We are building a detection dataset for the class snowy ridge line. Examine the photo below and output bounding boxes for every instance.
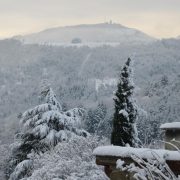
[14,23,156,45]
[93,146,180,161]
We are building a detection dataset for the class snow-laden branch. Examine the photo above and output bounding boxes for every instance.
[115,143,180,180]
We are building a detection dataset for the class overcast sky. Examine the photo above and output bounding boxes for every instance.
[0,0,180,38]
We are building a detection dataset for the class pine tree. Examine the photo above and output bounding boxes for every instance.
[6,86,88,180]
[41,85,62,111]
[111,58,139,147]
[86,102,107,135]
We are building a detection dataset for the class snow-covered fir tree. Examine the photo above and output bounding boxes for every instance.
[111,58,139,147]
[6,85,88,180]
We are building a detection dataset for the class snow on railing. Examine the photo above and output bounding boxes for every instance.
[93,146,180,161]
[94,144,180,180]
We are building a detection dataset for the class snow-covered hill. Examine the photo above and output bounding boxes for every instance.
[0,38,180,147]
[14,23,156,45]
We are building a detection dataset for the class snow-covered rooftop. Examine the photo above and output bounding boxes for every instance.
[93,146,180,161]
[160,122,180,130]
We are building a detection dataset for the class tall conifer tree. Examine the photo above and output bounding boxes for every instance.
[111,58,139,147]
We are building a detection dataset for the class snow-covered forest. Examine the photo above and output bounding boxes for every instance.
[0,23,180,179]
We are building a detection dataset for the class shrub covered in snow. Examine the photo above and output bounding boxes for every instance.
[0,144,10,180]
[27,135,108,180]
[116,152,178,180]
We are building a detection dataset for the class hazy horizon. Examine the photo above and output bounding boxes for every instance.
[0,0,180,39]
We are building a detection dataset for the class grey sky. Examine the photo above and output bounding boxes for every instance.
[0,0,180,38]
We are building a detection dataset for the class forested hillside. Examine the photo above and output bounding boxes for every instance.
[0,38,180,145]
